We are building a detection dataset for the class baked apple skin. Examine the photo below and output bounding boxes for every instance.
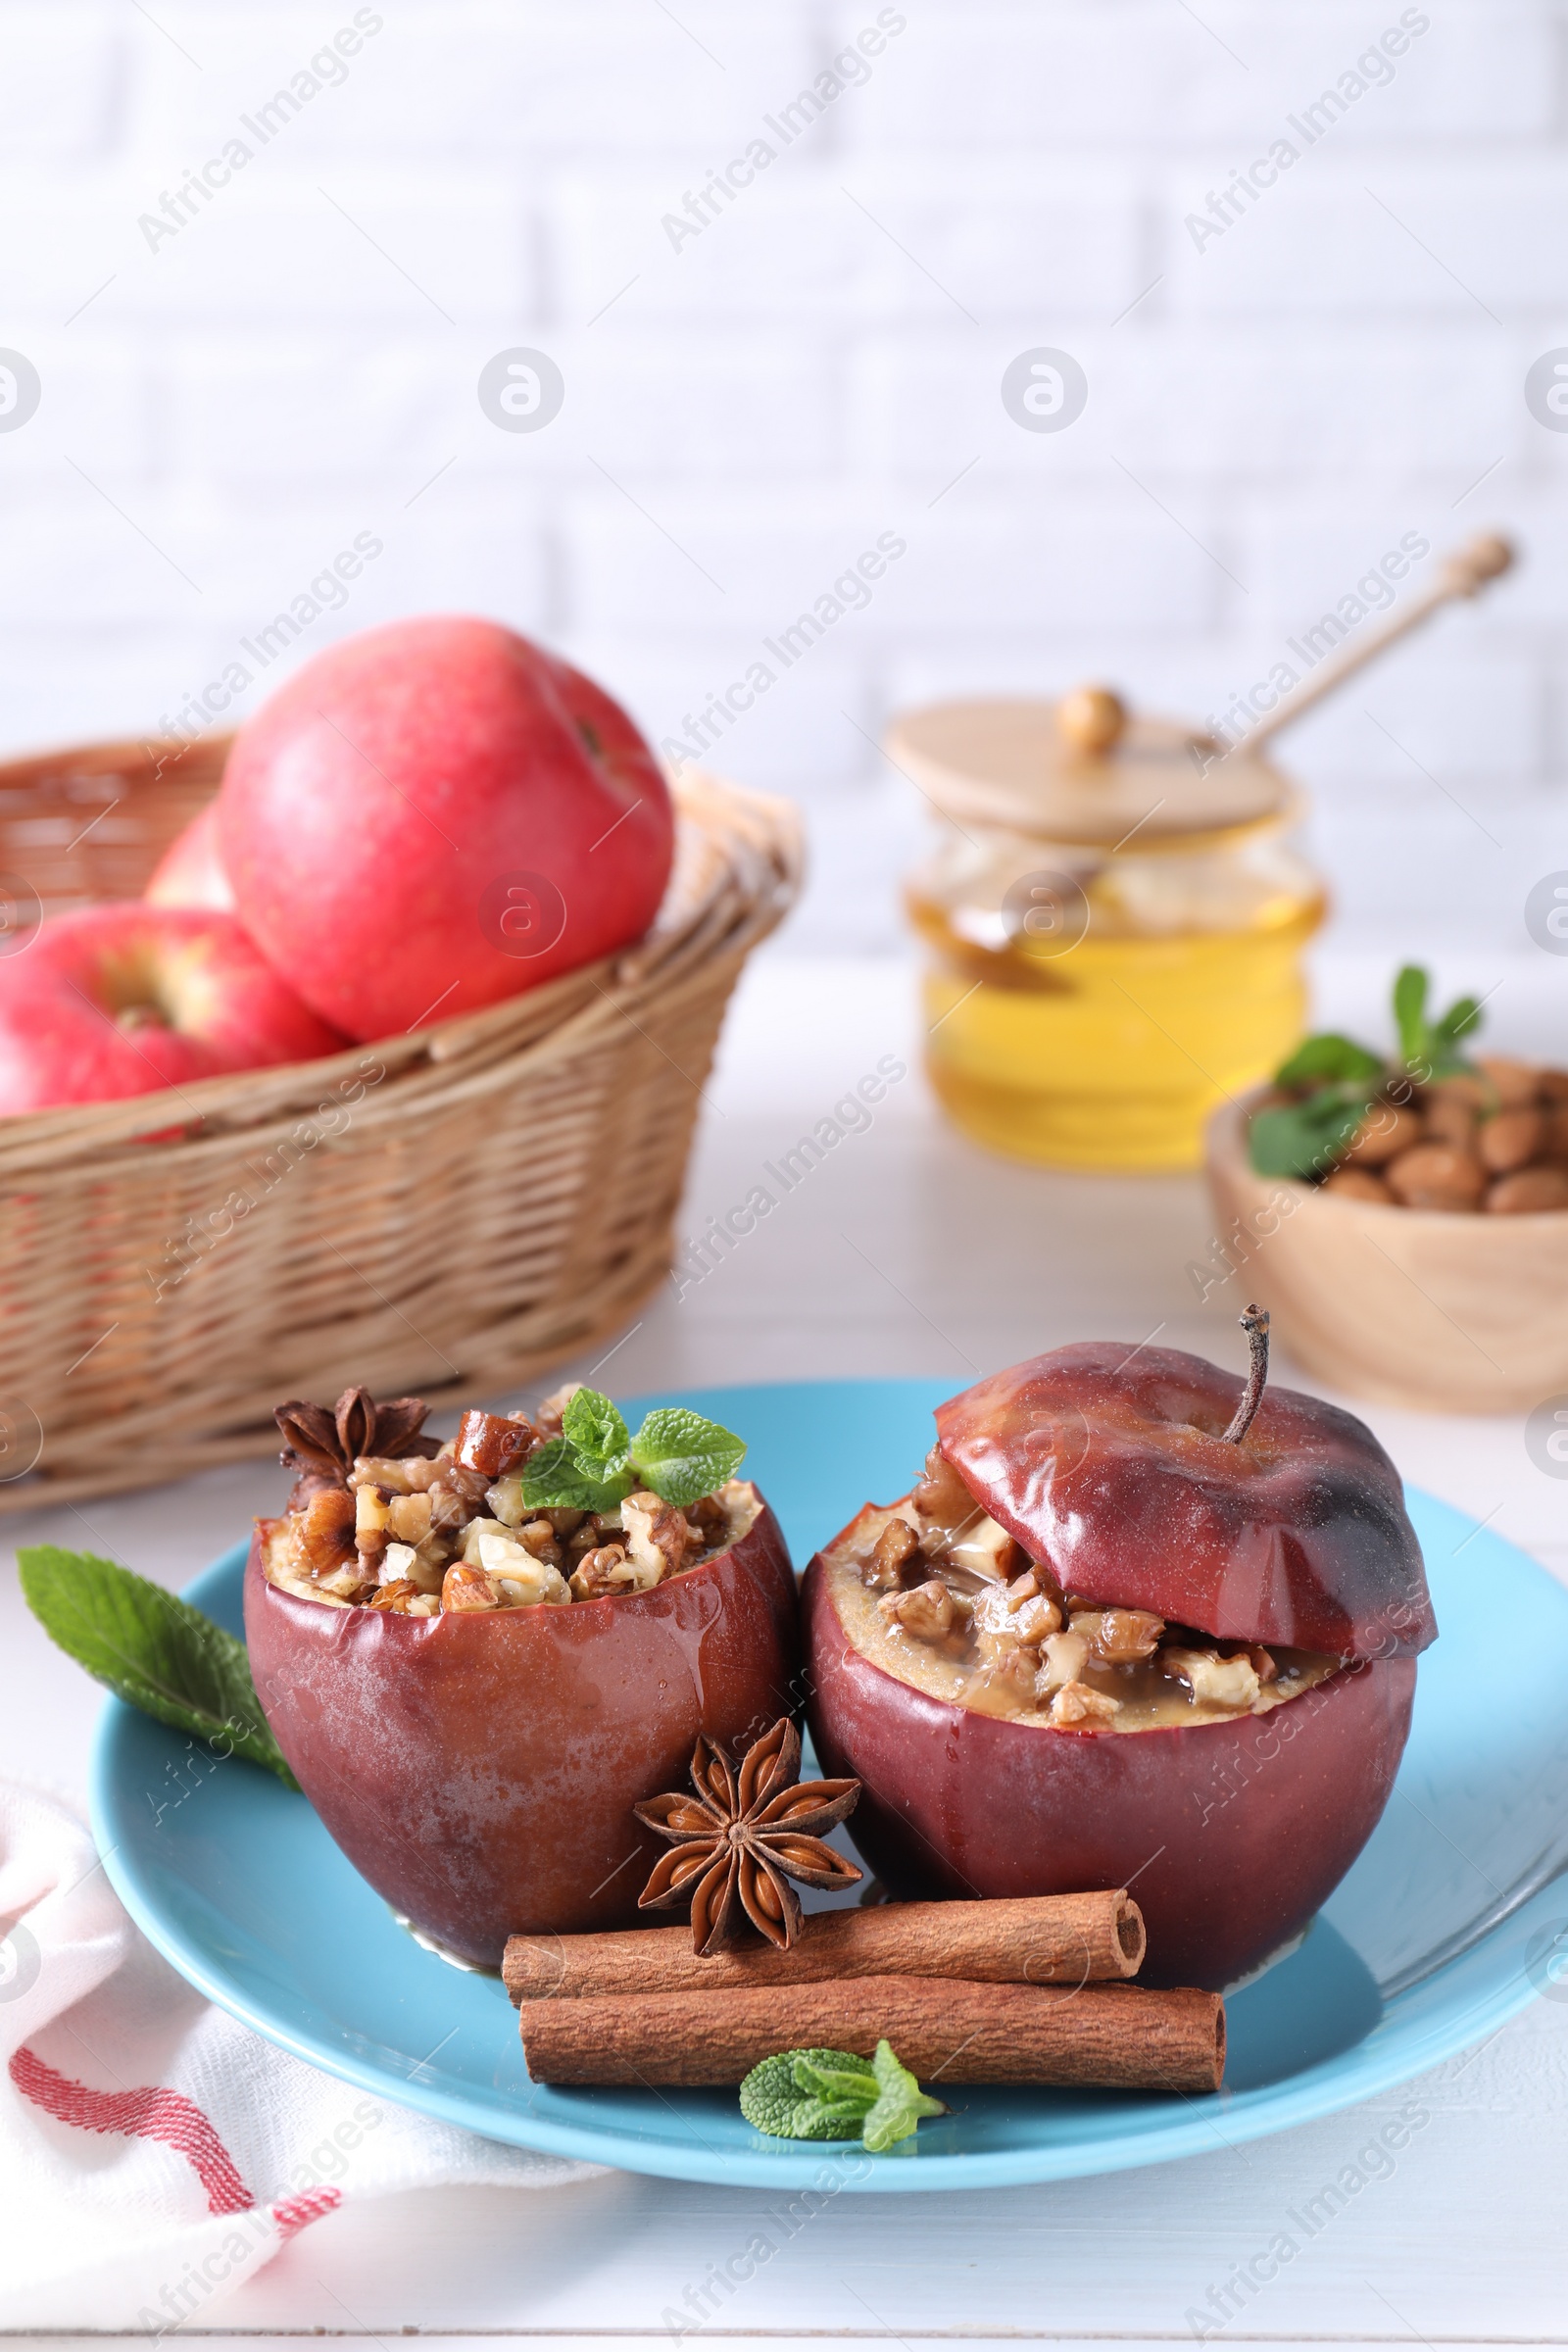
[938,1343,1435,1660]
[803,1512,1417,1990]
[245,1487,798,1967]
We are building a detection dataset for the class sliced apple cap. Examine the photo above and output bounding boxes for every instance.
[935,1341,1436,1660]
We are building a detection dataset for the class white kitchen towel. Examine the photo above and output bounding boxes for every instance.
[0,1779,605,2328]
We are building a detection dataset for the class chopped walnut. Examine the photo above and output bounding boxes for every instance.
[862,1516,920,1591]
[513,1517,565,1568]
[946,1514,1020,1583]
[972,1569,1062,1647]
[441,1561,501,1611]
[911,1444,976,1528]
[379,1539,444,1595]
[963,1641,1039,1713]
[269,1395,752,1618]
[533,1382,582,1441]
[352,1452,444,1496]
[466,1525,570,1604]
[1074,1607,1165,1665]
[622,1490,690,1585]
[685,1492,728,1540]
[569,1542,662,1599]
[312,1561,372,1602]
[354,1484,390,1553]
[1164,1646,1261,1711]
[1250,1644,1279,1685]
[1036,1628,1090,1697]
[485,1475,526,1528]
[878,1578,956,1642]
[386,1491,433,1545]
[1050,1681,1121,1728]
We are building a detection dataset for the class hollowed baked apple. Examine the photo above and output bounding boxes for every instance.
[803,1312,1436,1988]
[245,1384,798,1967]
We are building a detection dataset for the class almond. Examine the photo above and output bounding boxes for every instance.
[1383,1143,1486,1211]
[1343,1104,1423,1166]
[1477,1106,1544,1173]
[1323,1166,1393,1203]
[1477,1055,1542,1109]
[1419,1084,1480,1151]
[1486,1165,1568,1214]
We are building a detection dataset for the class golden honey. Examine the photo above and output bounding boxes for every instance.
[890,694,1326,1172]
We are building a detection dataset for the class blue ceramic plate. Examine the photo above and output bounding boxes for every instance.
[90,1380,1568,2189]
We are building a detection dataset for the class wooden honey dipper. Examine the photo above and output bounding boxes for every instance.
[1054,532,1514,760]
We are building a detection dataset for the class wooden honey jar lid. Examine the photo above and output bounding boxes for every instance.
[886,686,1294,847]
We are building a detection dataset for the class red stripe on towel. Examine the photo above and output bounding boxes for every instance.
[9,2043,254,2214]
[271,2185,342,2238]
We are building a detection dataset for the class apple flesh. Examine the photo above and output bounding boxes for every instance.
[244,1486,800,1967]
[804,1522,1415,1989]
[0,905,347,1114]
[218,617,675,1043]
[145,803,235,912]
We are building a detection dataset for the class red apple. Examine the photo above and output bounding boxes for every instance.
[804,1336,1436,1988]
[245,1487,800,1966]
[0,905,347,1114]
[145,803,235,912]
[217,618,675,1042]
[937,1340,1436,1659]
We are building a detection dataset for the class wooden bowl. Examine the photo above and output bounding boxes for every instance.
[1205,1095,1568,1414]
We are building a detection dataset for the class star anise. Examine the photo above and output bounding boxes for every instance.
[633,1717,863,1955]
[274,1387,441,1507]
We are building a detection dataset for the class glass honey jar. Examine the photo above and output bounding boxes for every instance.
[893,686,1327,1172]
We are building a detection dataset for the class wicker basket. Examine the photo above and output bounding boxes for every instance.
[0,732,801,1509]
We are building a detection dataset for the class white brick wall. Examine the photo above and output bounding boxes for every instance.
[2,0,1566,961]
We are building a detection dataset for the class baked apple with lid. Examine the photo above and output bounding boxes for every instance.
[803,1311,1436,1988]
[245,1382,798,1967]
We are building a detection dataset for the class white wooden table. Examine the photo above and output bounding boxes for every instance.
[6,947,1567,2346]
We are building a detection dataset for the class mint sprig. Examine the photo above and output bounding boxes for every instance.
[739,2038,948,2151]
[1250,962,1485,1181]
[20,1544,299,1788]
[1392,962,1482,1081]
[520,1388,745,1513]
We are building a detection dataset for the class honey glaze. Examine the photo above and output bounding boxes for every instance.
[825,1499,1341,1735]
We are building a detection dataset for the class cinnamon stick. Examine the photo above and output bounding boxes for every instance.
[504,1890,1145,2003]
[519,1976,1224,2093]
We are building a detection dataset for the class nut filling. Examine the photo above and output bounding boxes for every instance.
[829,1446,1341,1732]
[263,1383,754,1615]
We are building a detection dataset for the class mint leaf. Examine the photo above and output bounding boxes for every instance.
[1393,964,1430,1071]
[19,1545,298,1788]
[518,1436,632,1514]
[740,2046,870,2140]
[792,2052,878,2106]
[739,2042,944,2149]
[562,1387,629,1469]
[1436,994,1482,1049]
[1275,1032,1383,1089]
[1429,992,1483,1076]
[1249,1087,1371,1179]
[859,2038,948,2153]
[627,1405,746,1508]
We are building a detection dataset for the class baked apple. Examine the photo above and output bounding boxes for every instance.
[803,1311,1436,1988]
[245,1383,799,1967]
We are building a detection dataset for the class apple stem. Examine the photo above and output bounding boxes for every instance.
[1221,1304,1271,1444]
